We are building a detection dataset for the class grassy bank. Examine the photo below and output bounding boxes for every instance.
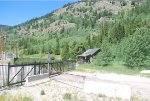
[12,54,61,64]
[76,62,143,75]
[20,54,61,60]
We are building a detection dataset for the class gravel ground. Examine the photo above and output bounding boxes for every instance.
[2,79,108,101]
[69,71,150,101]
[0,71,150,101]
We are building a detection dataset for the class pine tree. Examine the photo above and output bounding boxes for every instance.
[69,41,77,59]
[87,35,92,49]
[61,42,69,60]
[60,26,65,34]
[55,36,60,55]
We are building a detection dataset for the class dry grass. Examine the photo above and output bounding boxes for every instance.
[0,92,32,101]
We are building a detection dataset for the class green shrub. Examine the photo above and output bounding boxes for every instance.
[95,51,113,66]
[120,1,127,6]
[131,1,136,6]
[63,93,72,100]
[120,27,150,67]
[40,89,45,95]
[94,39,114,66]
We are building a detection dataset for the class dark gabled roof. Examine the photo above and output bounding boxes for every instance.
[78,48,100,57]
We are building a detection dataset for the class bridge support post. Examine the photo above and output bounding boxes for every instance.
[34,61,36,75]
[21,63,24,85]
[39,62,41,74]
[7,63,10,87]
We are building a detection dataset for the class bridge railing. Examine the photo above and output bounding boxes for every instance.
[0,60,76,88]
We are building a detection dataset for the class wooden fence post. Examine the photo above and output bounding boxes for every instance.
[48,52,51,76]
[7,63,10,87]
[71,60,73,68]
[59,62,60,72]
[39,62,41,74]
[68,61,69,70]
[48,61,50,76]
[34,61,36,75]
[56,62,58,72]
[63,61,65,72]
[21,62,24,85]
[61,62,62,72]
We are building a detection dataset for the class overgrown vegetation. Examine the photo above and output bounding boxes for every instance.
[3,0,150,70]
[93,1,150,69]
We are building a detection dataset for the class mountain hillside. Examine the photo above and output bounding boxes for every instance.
[2,0,150,68]
[6,0,139,35]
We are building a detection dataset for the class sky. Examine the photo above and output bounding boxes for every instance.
[0,0,79,26]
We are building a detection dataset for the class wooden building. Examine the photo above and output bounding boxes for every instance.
[78,48,100,63]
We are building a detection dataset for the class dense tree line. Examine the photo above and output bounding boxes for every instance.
[94,1,150,68]
[6,1,150,69]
